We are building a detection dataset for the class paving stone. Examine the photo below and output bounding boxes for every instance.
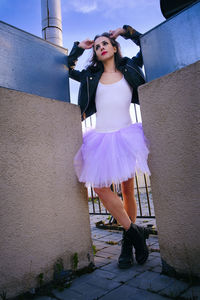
[52,288,83,300]
[34,297,55,300]
[147,242,159,249]
[148,235,158,240]
[136,218,157,227]
[151,265,162,273]
[59,268,117,292]
[159,279,189,298]
[180,285,200,299]
[67,270,120,292]
[147,236,158,243]
[93,236,114,242]
[149,244,160,251]
[106,232,122,238]
[95,251,115,259]
[105,253,121,261]
[112,268,142,283]
[126,270,159,288]
[107,230,121,234]
[100,261,123,273]
[93,238,108,244]
[99,245,121,255]
[99,261,143,280]
[147,241,157,247]
[98,234,122,242]
[125,261,152,273]
[100,284,169,300]
[92,268,117,279]
[151,273,177,292]
[144,256,162,269]
[90,225,100,230]
[148,240,159,246]
[148,252,161,259]
[68,282,108,299]
[127,270,176,293]
[150,251,161,257]
[92,231,114,239]
[94,255,112,268]
[65,273,93,287]
[93,241,109,251]
[87,276,122,291]
[71,269,116,287]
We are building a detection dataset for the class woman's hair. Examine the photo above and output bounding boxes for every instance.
[87,32,123,71]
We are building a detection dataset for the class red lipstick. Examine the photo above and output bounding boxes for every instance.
[101,51,107,56]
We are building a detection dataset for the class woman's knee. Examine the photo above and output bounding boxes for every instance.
[121,177,134,196]
[93,187,109,197]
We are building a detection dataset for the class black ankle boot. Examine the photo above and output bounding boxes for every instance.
[125,223,150,265]
[118,229,134,269]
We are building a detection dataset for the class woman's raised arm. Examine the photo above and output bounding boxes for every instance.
[109,27,126,39]
[109,25,143,68]
[78,38,94,50]
[68,39,94,82]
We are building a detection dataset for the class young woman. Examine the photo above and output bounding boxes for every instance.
[68,25,151,269]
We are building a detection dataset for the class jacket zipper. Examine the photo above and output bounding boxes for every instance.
[126,64,144,79]
[81,76,90,119]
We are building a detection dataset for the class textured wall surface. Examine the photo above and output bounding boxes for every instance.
[0,87,93,298]
[138,60,200,278]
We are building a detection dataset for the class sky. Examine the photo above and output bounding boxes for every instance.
[0,0,165,104]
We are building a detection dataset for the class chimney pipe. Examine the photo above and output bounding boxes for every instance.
[41,0,63,46]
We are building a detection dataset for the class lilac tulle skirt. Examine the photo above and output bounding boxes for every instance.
[73,123,151,188]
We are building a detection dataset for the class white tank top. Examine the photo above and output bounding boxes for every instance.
[95,76,133,132]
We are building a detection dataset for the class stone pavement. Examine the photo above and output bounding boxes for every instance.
[35,215,200,300]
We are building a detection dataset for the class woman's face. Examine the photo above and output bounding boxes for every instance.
[94,36,117,62]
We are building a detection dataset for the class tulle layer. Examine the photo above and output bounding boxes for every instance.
[73,123,151,188]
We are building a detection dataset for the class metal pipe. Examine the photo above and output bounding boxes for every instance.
[41,0,63,46]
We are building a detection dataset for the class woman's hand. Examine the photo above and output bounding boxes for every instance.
[109,28,126,39]
[78,39,94,50]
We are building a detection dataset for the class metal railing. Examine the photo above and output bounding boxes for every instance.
[88,173,154,218]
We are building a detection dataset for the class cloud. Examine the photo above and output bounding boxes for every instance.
[62,0,155,15]
[70,0,97,13]
[63,0,97,13]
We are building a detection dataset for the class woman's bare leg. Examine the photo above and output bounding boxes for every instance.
[121,177,137,224]
[93,187,131,230]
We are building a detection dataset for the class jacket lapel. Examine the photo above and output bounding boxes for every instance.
[87,70,103,97]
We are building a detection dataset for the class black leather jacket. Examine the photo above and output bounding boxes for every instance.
[68,25,145,121]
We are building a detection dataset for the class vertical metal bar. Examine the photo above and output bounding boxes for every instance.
[119,183,123,200]
[134,104,139,123]
[135,172,142,216]
[112,183,116,193]
[144,173,151,216]
[98,197,102,213]
[91,187,95,214]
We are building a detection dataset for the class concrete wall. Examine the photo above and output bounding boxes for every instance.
[0,87,93,298]
[138,60,200,279]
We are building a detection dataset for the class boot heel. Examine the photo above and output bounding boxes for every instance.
[128,223,149,265]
